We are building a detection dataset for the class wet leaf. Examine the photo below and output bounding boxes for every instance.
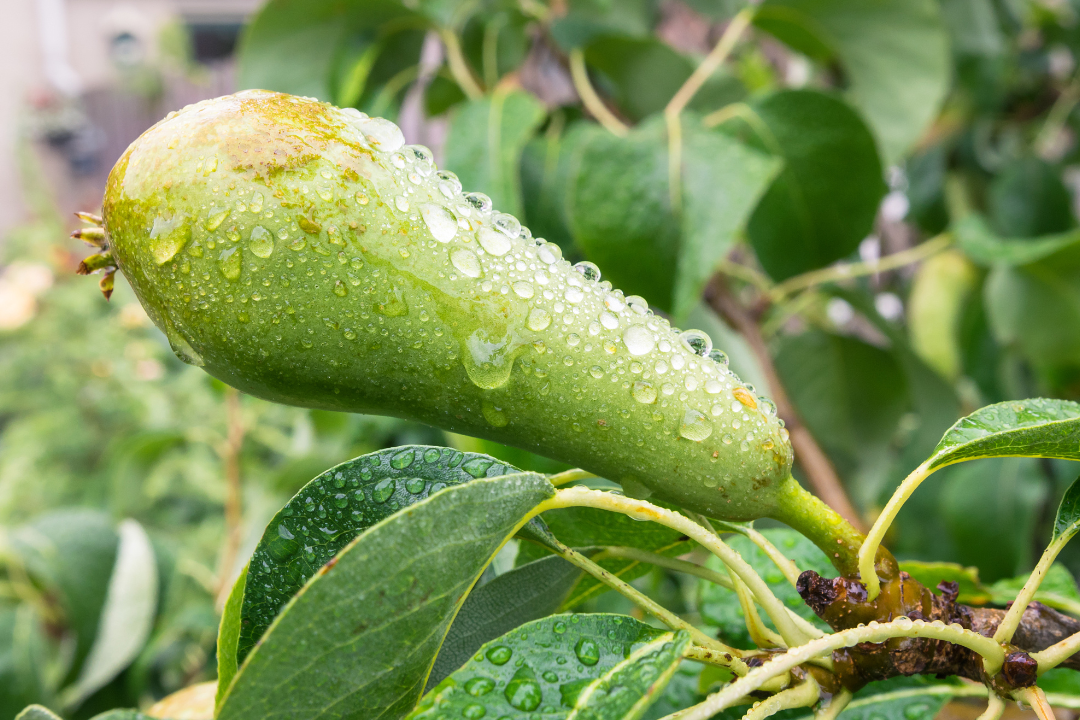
[410,614,688,720]
[1053,475,1080,543]
[214,565,247,711]
[926,398,1080,471]
[233,446,522,666]
[217,472,552,720]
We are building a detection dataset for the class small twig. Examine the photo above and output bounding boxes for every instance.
[1033,627,1080,672]
[729,568,787,649]
[552,541,742,663]
[769,233,953,303]
[215,388,245,608]
[541,487,814,647]
[976,693,1006,720]
[547,468,597,487]
[743,678,820,720]
[706,277,866,532]
[439,28,484,99]
[859,460,932,600]
[711,520,802,587]
[665,8,756,118]
[569,49,628,136]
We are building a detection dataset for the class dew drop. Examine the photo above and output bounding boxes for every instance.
[371,478,395,503]
[504,667,542,712]
[622,326,654,356]
[462,703,486,719]
[149,214,189,265]
[358,117,405,152]
[219,246,241,280]
[564,286,584,303]
[709,348,729,366]
[599,312,619,330]
[478,227,512,256]
[572,261,601,281]
[632,382,657,404]
[333,280,348,297]
[464,192,493,214]
[527,308,552,331]
[758,397,777,416]
[512,281,534,298]
[395,195,410,212]
[248,226,275,258]
[465,676,495,697]
[574,638,600,666]
[679,408,713,442]
[451,248,482,278]
[391,450,415,469]
[493,212,521,237]
[486,646,512,665]
[604,293,625,312]
[537,243,561,264]
[206,207,229,231]
[626,295,649,315]
[482,399,509,427]
[679,329,712,357]
[421,203,457,242]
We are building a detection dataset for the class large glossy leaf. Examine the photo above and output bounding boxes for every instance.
[236,0,420,101]
[925,398,1080,471]
[217,472,553,720]
[699,528,832,647]
[755,0,949,163]
[984,245,1080,368]
[61,520,158,708]
[569,117,779,318]
[9,510,119,674]
[443,89,546,219]
[955,215,1080,267]
[429,555,584,689]
[410,614,688,720]
[234,446,523,666]
[731,90,885,281]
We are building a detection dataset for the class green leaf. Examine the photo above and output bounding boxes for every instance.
[9,510,119,674]
[699,529,832,647]
[755,0,949,163]
[1053,475,1080,543]
[429,555,584,689]
[410,614,689,720]
[15,707,63,720]
[988,156,1075,239]
[896,561,991,605]
[60,519,158,708]
[940,0,1004,58]
[925,398,1080,471]
[236,0,420,101]
[955,215,1080,267]
[825,677,962,720]
[907,250,979,381]
[1,609,50,718]
[443,89,546,219]
[549,0,658,49]
[730,90,885,281]
[218,472,552,720]
[569,116,779,318]
[984,245,1080,368]
[235,445,522,666]
[215,564,248,712]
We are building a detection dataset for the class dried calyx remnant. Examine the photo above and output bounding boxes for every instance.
[797,563,1080,693]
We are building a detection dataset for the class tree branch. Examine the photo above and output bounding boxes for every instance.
[705,276,867,532]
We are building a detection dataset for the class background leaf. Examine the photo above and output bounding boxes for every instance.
[217,473,552,720]
[956,215,1080,267]
[411,614,686,720]
[755,0,950,163]
[733,90,886,281]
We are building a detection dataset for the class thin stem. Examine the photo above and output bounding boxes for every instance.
[717,258,774,294]
[814,689,852,720]
[541,487,813,647]
[482,16,506,89]
[976,693,1006,720]
[769,233,953,303]
[665,8,756,118]
[995,534,1070,644]
[1036,74,1080,158]
[669,617,1006,720]
[1016,687,1055,720]
[547,468,597,487]
[215,388,245,608]
[666,112,684,218]
[729,568,786,649]
[600,546,824,641]
[706,278,866,535]
[553,541,743,664]
[1032,625,1080,671]
[440,28,483,99]
[859,462,933,600]
[743,678,820,720]
[713,521,802,587]
[569,49,628,136]
[684,645,751,674]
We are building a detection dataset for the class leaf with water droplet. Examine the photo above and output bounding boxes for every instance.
[218,470,552,720]
[226,446,521,675]
[410,614,684,720]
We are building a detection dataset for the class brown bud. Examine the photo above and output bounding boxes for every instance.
[99,271,115,300]
[1001,651,1038,688]
[797,570,837,615]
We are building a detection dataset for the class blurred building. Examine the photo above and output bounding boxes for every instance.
[1,0,261,236]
